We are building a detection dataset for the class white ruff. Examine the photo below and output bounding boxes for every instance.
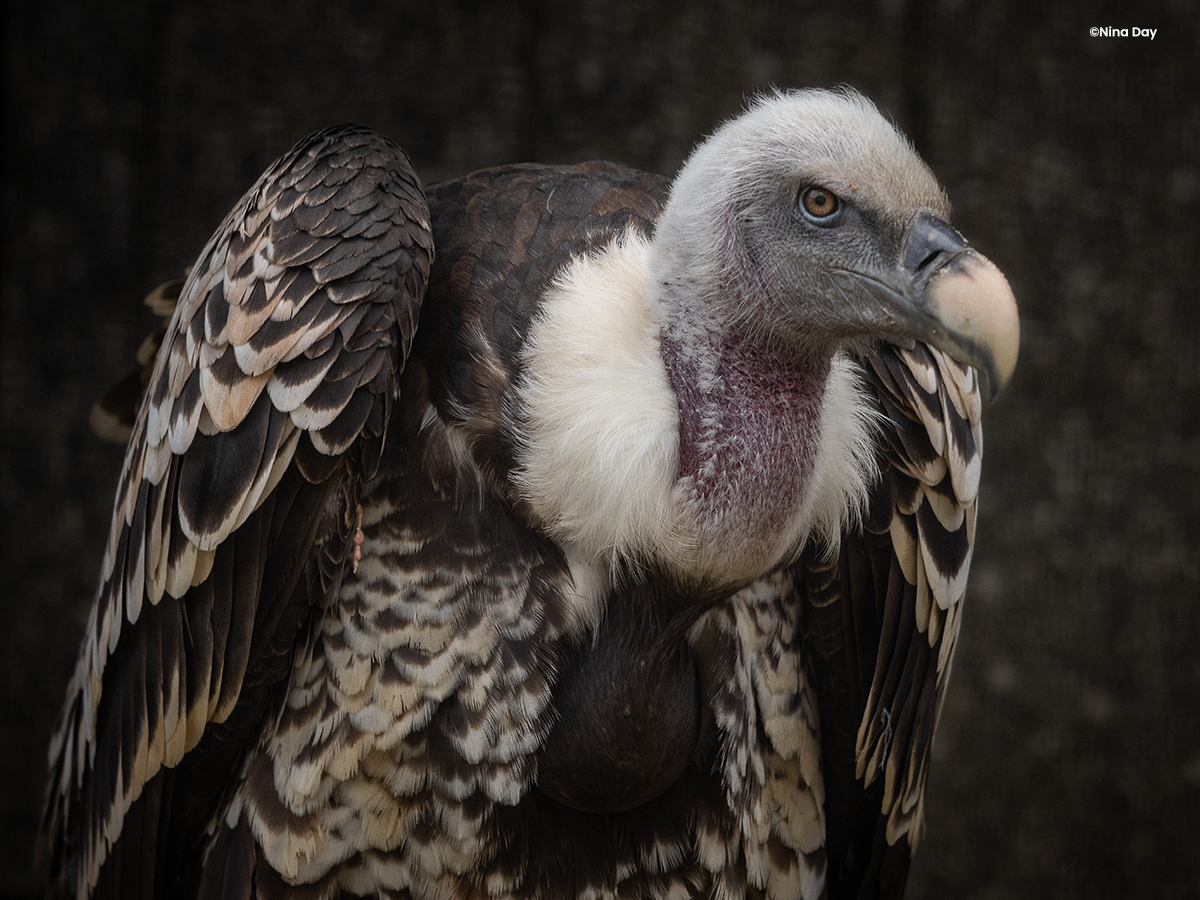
[514,229,878,594]
[514,231,689,588]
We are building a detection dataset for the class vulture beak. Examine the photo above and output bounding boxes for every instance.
[834,212,1020,399]
[897,212,1020,399]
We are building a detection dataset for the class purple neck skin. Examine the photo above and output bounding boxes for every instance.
[662,329,832,551]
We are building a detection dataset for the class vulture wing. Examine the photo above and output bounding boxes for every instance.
[43,125,433,898]
[802,340,983,897]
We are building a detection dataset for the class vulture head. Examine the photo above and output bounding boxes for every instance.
[654,89,1017,384]
[519,88,1018,596]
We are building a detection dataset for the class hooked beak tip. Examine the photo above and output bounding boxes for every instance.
[925,250,1020,399]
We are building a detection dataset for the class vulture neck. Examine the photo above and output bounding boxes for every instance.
[656,292,835,586]
[512,230,874,613]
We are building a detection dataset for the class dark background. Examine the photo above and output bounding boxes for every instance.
[3,2,1197,897]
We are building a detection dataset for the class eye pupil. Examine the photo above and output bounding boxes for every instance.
[801,186,840,221]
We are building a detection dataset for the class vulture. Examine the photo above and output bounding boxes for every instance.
[43,88,1018,900]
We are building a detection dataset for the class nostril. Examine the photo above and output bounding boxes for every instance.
[915,249,943,273]
[904,212,968,275]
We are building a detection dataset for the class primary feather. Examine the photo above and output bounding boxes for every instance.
[46,89,1016,900]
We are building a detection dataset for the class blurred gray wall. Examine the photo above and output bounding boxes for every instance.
[3,1,1197,897]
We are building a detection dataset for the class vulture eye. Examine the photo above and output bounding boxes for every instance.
[800,186,841,224]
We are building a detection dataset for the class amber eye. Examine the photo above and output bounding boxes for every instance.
[800,186,840,223]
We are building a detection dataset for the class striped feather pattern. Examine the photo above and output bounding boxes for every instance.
[692,573,827,900]
[801,338,984,892]
[212,389,569,895]
[44,125,433,898]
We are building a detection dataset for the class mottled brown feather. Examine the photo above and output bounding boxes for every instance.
[44,124,432,898]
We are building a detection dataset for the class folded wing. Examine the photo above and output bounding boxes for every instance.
[803,341,983,898]
[44,124,433,899]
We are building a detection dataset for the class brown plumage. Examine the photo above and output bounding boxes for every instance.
[45,89,1017,900]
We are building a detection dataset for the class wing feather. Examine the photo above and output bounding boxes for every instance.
[44,123,433,898]
[803,339,984,894]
